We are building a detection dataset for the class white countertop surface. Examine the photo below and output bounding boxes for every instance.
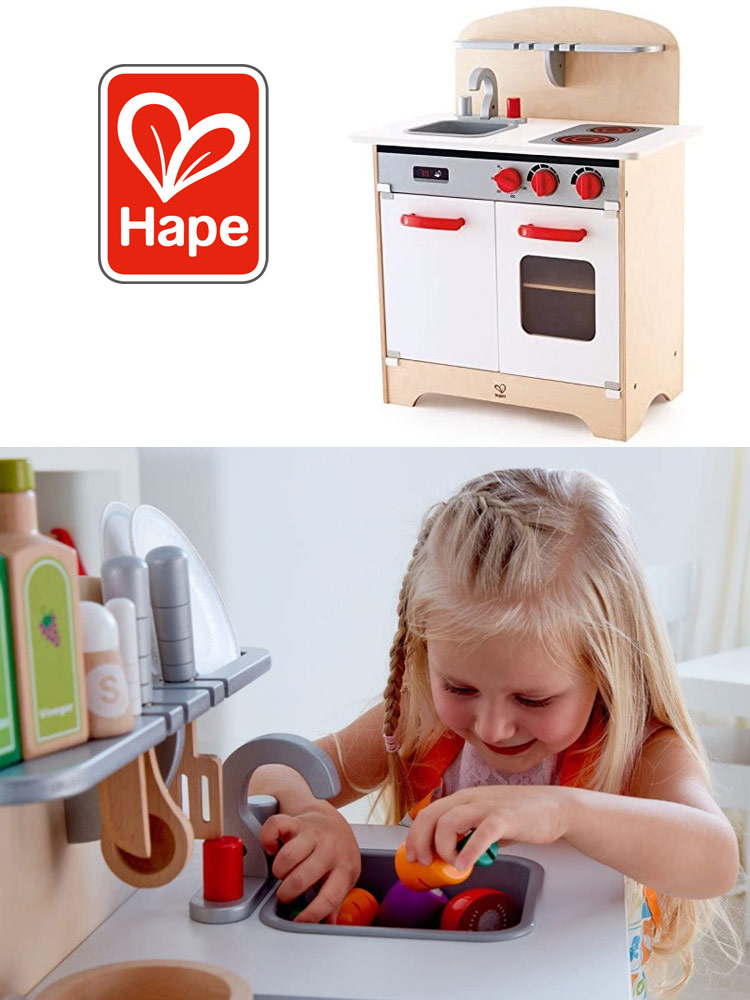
[352,114,698,161]
[30,824,631,1000]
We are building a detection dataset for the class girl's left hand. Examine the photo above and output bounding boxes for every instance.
[404,785,571,871]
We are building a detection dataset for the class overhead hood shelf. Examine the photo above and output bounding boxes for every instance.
[0,647,270,805]
[455,40,666,87]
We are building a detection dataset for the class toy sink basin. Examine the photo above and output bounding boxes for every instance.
[33,960,253,1000]
[259,848,543,942]
[406,119,513,136]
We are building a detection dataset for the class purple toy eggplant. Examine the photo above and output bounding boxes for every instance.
[376,880,448,929]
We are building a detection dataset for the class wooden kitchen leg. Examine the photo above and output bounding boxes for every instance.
[624,382,683,442]
[583,403,627,442]
[384,367,421,406]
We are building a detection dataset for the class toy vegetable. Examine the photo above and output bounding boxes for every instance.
[376,881,448,928]
[335,887,379,926]
[440,888,520,932]
[394,841,471,891]
[395,832,501,891]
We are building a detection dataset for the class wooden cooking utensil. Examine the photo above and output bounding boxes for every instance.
[100,747,194,887]
[98,754,151,858]
[169,721,223,839]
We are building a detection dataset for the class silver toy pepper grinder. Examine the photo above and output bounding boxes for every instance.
[146,545,196,682]
[101,555,154,704]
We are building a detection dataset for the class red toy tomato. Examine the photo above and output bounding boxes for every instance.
[440,888,521,932]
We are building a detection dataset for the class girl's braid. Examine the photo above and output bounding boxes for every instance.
[470,490,530,530]
[382,506,442,752]
[382,487,529,752]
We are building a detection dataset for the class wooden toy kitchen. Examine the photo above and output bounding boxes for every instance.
[353,8,698,440]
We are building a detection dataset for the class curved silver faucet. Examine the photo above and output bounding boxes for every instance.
[222,733,340,878]
[469,67,499,119]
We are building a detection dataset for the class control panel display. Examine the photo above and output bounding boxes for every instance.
[413,165,449,182]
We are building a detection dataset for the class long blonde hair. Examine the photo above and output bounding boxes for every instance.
[375,468,738,994]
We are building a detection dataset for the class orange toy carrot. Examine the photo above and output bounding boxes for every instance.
[335,888,379,926]
[394,841,472,892]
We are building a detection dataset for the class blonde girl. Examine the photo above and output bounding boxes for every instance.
[250,469,739,996]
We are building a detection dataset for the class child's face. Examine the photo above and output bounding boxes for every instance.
[427,632,598,773]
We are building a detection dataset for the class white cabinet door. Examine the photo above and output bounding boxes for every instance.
[380,193,498,370]
[495,201,620,387]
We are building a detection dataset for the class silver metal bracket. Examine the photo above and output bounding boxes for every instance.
[604,381,622,400]
[544,50,566,87]
[377,182,393,200]
[385,351,400,368]
[603,200,620,219]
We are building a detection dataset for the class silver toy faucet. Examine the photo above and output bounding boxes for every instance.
[222,732,340,878]
[468,67,499,119]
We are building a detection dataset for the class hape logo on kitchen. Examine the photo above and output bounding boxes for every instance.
[99,65,267,282]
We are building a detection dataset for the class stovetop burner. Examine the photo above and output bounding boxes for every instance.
[589,125,637,134]
[531,123,663,148]
[556,133,617,145]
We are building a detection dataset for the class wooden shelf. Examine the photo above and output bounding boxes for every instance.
[0,647,270,805]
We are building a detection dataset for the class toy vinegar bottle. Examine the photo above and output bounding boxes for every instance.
[0,459,89,758]
[0,554,22,768]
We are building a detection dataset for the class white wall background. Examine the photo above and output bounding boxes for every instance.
[138,448,709,792]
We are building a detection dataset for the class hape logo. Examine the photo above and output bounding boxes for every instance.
[99,65,267,282]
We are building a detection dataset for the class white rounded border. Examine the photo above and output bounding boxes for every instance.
[99,64,268,284]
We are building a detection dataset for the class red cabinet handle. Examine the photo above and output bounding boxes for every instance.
[400,213,466,231]
[517,224,587,243]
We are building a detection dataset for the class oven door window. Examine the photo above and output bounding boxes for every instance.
[520,256,595,342]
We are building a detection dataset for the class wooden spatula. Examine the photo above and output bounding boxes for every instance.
[169,721,223,839]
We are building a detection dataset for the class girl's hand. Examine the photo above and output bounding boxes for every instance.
[260,802,361,923]
[405,786,570,871]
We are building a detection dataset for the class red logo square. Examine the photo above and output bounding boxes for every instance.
[99,65,267,282]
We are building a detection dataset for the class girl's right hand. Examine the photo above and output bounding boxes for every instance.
[259,802,361,923]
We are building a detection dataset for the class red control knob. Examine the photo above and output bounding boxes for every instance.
[531,169,558,197]
[493,167,522,193]
[576,172,603,200]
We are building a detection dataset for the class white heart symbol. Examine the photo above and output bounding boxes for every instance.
[117,92,251,203]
